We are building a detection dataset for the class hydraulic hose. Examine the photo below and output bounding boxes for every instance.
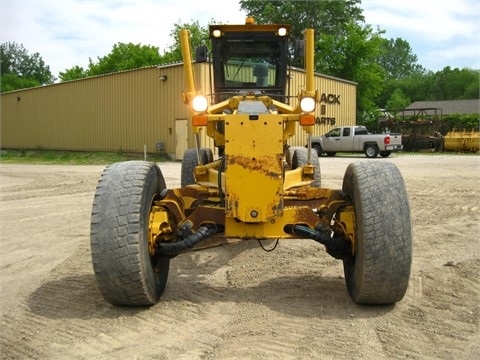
[156,224,217,255]
[290,224,330,244]
[289,224,351,259]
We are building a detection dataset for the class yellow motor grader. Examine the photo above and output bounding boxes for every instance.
[90,18,412,306]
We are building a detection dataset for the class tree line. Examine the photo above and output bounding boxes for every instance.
[1,0,478,120]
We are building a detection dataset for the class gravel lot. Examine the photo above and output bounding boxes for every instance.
[1,154,479,359]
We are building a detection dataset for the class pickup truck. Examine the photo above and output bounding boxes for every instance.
[310,126,403,158]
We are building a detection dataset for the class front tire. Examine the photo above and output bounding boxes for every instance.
[286,146,305,169]
[90,161,170,306]
[292,148,321,183]
[181,148,214,187]
[341,161,412,304]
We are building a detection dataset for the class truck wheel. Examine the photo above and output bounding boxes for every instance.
[364,144,379,158]
[341,161,411,304]
[380,151,391,158]
[91,161,170,306]
[181,148,213,187]
[312,143,323,156]
[292,148,321,183]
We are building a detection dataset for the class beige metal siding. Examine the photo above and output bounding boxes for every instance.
[1,65,188,157]
[1,63,356,158]
[286,68,357,148]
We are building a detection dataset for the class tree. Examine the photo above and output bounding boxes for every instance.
[240,0,386,112]
[59,42,163,81]
[378,38,425,79]
[58,65,88,82]
[432,66,479,100]
[87,42,163,76]
[317,21,386,110]
[58,20,209,82]
[385,88,410,110]
[160,20,210,63]
[1,42,55,92]
[378,67,479,108]
[239,0,364,39]
[0,73,39,92]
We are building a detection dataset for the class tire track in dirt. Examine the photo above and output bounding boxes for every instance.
[0,313,44,359]
[0,176,96,201]
[1,241,235,359]
[406,173,480,274]
[1,242,99,359]
[165,241,392,359]
[375,258,480,359]
[0,190,94,316]
[4,230,478,359]
[1,157,479,359]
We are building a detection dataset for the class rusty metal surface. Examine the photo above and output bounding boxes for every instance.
[224,113,284,223]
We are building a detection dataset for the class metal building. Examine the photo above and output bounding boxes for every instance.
[1,63,356,159]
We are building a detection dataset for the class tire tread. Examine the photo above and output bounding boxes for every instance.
[342,161,412,304]
[91,161,169,306]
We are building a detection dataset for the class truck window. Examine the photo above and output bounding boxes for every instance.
[326,128,341,137]
[343,128,351,136]
[354,127,368,135]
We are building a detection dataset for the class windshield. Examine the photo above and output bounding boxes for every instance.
[211,35,288,98]
[222,39,281,88]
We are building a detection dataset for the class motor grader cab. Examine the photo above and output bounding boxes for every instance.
[208,20,289,101]
[90,18,412,307]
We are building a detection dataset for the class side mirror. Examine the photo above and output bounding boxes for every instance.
[294,40,305,57]
[195,46,208,63]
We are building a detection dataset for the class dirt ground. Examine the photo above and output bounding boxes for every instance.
[0,154,479,359]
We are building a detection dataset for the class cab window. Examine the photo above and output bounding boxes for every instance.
[326,128,341,137]
[354,127,368,135]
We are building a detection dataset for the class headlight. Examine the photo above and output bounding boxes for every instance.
[278,27,287,36]
[192,95,208,112]
[300,97,315,112]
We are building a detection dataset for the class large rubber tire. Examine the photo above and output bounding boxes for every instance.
[325,152,336,157]
[90,161,170,306]
[364,144,379,158]
[181,148,213,187]
[380,151,391,158]
[341,161,412,304]
[291,147,321,183]
[286,146,304,169]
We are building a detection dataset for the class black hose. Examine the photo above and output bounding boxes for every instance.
[289,224,351,259]
[291,224,329,243]
[156,224,217,255]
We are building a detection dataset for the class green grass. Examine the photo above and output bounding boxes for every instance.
[1,148,477,165]
[0,149,172,165]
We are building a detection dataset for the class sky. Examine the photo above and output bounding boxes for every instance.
[1,0,479,79]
